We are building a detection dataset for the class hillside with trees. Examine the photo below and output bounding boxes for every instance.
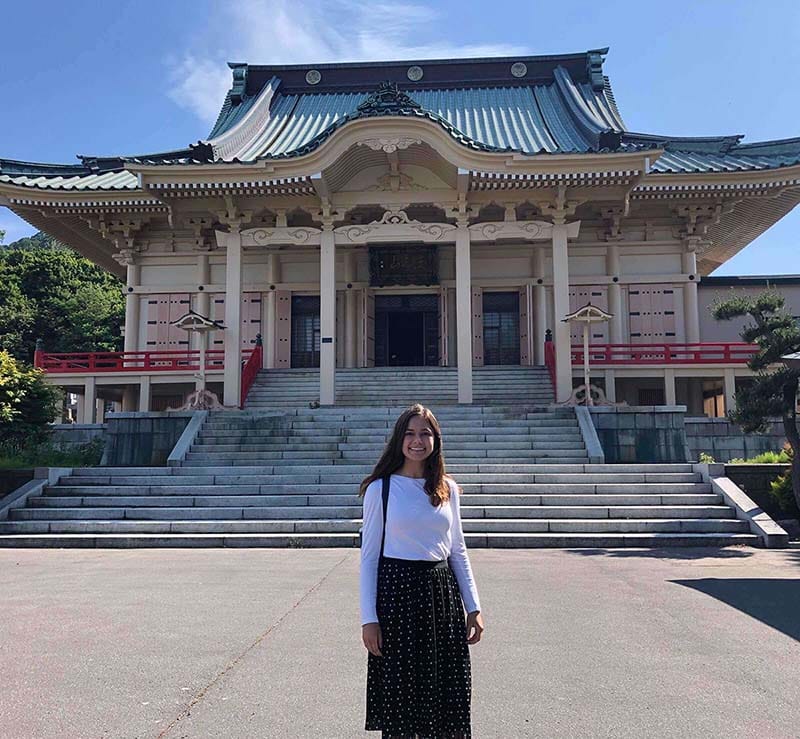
[0,230,125,362]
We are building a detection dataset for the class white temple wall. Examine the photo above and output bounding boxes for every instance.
[125,227,720,365]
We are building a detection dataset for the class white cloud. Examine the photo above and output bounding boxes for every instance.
[167,0,528,126]
[167,55,231,124]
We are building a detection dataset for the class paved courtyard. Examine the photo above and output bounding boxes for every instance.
[1,547,798,739]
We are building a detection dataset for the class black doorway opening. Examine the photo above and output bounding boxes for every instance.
[375,295,439,367]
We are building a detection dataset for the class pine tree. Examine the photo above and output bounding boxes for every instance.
[713,291,800,508]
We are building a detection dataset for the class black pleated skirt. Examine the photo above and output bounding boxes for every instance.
[365,556,472,739]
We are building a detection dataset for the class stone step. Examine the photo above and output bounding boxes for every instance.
[205,408,574,418]
[67,463,697,477]
[33,492,722,508]
[246,377,540,382]
[196,429,582,440]
[0,519,363,534]
[56,480,711,495]
[204,416,577,427]
[204,414,572,424]
[0,532,759,549]
[177,457,594,467]
[0,533,360,548]
[0,517,749,536]
[12,504,734,521]
[182,449,590,462]
[189,441,588,453]
[11,506,368,521]
[248,383,553,391]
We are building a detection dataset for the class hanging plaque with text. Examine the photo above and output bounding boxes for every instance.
[369,245,439,287]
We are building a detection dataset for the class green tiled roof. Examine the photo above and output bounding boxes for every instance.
[1,50,799,192]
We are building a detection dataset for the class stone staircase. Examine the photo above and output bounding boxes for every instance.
[0,405,758,548]
[244,366,555,408]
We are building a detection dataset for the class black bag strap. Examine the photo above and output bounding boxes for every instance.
[379,476,390,558]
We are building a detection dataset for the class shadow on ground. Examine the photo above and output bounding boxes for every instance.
[566,546,755,561]
[672,578,800,642]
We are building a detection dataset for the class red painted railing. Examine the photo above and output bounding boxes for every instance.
[240,343,263,408]
[35,349,253,373]
[570,342,757,365]
[544,340,556,386]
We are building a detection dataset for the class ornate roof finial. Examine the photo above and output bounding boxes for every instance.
[357,81,422,115]
[229,64,248,104]
[586,48,609,91]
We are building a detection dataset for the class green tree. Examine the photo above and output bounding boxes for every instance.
[0,232,124,361]
[712,290,800,509]
[0,350,61,454]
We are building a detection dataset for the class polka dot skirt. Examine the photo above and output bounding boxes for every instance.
[365,556,472,738]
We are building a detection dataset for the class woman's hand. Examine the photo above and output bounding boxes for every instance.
[466,611,484,645]
[362,622,383,656]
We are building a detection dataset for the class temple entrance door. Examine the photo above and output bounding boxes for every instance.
[483,291,521,365]
[374,294,439,367]
[291,295,320,368]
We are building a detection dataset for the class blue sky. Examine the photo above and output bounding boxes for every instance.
[1,0,798,275]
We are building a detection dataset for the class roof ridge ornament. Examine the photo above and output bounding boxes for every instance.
[586,48,607,92]
[357,81,422,115]
[229,64,248,104]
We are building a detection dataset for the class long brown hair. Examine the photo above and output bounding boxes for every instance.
[358,404,451,507]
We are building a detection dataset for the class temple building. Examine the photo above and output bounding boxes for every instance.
[2,48,800,420]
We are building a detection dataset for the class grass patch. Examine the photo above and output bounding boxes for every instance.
[0,437,104,469]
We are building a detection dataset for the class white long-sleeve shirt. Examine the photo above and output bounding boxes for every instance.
[359,474,481,625]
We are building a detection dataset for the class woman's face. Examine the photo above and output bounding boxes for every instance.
[402,414,436,463]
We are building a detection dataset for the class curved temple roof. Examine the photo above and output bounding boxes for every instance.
[2,49,800,191]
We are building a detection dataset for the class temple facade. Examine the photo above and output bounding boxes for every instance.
[2,48,799,420]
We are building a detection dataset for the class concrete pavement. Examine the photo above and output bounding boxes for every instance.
[1,547,798,738]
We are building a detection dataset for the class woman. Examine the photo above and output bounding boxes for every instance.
[359,404,484,739]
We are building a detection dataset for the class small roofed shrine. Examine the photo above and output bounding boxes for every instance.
[3,48,800,417]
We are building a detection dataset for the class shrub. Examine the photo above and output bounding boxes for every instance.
[728,444,793,465]
[0,351,61,454]
[769,471,798,515]
[0,437,104,470]
[699,452,716,464]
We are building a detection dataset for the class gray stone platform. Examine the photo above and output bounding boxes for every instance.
[1,548,798,738]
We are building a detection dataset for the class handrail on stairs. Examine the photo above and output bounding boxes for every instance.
[240,335,263,409]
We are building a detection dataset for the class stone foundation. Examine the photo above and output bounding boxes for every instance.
[589,406,689,463]
[686,417,787,462]
[101,412,195,466]
[48,424,107,452]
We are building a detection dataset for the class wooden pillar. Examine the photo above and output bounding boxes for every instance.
[664,368,676,406]
[606,244,624,343]
[139,375,151,412]
[82,377,96,424]
[723,369,736,416]
[266,253,280,369]
[455,224,473,403]
[532,247,547,365]
[123,262,140,353]
[223,227,243,407]
[320,226,336,405]
[551,222,572,402]
[122,385,137,412]
[604,369,617,403]
[344,251,358,368]
[683,248,700,343]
